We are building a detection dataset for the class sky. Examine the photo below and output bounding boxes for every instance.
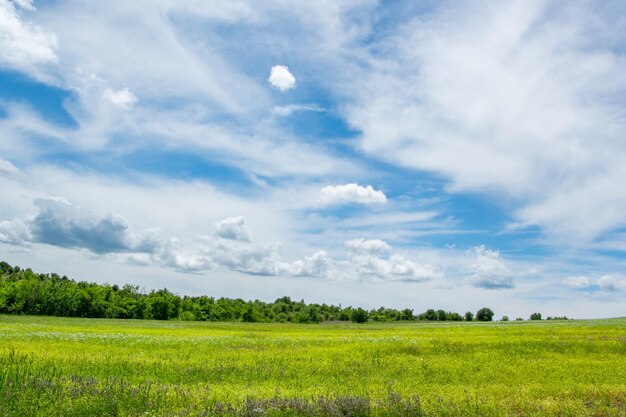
[1,0,625,319]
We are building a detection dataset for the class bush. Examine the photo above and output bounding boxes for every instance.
[501,316,509,321]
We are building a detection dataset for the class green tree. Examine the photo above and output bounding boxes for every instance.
[350,307,368,323]
[464,311,474,321]
[423,309,437,321]
[400,308,414,321]
[242,304,257,322]
[476,307,494,322]
[530,312,542,320]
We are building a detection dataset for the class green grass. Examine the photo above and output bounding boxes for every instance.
[1,315,625,416]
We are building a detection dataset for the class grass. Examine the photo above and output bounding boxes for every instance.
[0,315,625,416]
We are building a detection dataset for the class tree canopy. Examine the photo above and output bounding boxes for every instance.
[1,261,491,324]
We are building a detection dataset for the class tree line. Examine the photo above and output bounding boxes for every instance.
[0,261,559,323]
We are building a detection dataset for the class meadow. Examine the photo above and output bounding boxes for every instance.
[1,315,625,416]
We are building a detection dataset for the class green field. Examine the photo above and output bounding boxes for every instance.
[1,315,625,416]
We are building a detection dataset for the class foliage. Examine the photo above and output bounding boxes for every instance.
[350,307,369,323]
[0,261,484,324]
[530,312,542,320]
[476,307,494,322]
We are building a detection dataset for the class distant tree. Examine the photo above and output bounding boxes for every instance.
[515,317,524,321]
[350,307,369,323]
[501,316,509,322]
[400,308,415,321]
[530,312,542,320]
[423,309,437,321]
[464,311,474,322]
[242,304,257,322]
[476,307,494,322]
[448,312,463,321]
[149,289,178,320]
[436,309,448,321]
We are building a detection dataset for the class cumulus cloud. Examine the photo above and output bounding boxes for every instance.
[0,218,31,245]
[346,238,439,282]
[209,238,281,275]
[102,87,137,109]
[562,275,591,289]
[0,197,159,254]
[597,275,626,292]
[29,198,158,254]
[215,216,251,242]
[467,245,514,289]
[268,65,296,91]
[0,0,57,73]
[345,238,391,255]
[319,183,387,206]
[271,103,324,117]
[279,250,332,278]
[155,238,214,273]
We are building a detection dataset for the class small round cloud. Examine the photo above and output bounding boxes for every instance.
[268,65,296,91]
[102,87,137,109]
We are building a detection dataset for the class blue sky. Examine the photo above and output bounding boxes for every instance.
[1,0,625,318]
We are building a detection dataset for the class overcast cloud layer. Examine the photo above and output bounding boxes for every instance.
[1,0,625,318]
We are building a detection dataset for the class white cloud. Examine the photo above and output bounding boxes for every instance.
[0,197,160,254]
[562,275,590,289]
[155,238,215,273]
[102,87,137,109]
[346,238,439,282]
[11,0,34,11]
[279,250,332,278]
[215,216,251,242]
[0,158,20,177]
[268,65,296,91]
[597,274,626,292]
[0,0,57,75]
[338,1,626,245]
[346,238,390,255]
[271,103,324,117]
[467,245,514,289]
[319,183,387,206]
[0,218,31,245]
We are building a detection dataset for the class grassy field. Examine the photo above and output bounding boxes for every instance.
[0,315,625,416]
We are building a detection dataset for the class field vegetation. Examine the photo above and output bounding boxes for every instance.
[1,314,625,416]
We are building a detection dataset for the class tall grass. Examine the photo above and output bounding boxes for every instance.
[0,315,624,416]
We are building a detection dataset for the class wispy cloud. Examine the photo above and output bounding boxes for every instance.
[271,103,324,117]
[0,0,57,78]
